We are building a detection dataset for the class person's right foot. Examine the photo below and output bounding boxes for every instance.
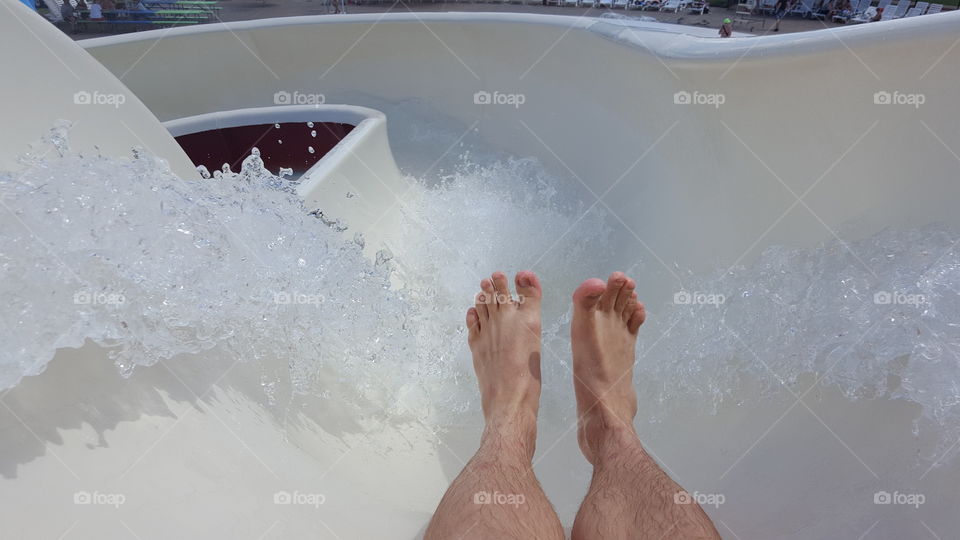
[571,272,646,464]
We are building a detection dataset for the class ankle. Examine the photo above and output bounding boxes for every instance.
[481,415,538,462]
[580,410,643,462]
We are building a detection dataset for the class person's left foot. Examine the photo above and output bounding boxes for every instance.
[466,271,543,455]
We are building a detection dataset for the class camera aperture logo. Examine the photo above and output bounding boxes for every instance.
[274,291,326,306]
[274,90,326,106]
[474,292,526,305]
[873,290,927,307]
[674,490,725,508]
[74,290,126,306]
[873,91,925,108]
[473,91,526,109]
[74,491,126,508]
[473,490,526,508]
[673,290,725,306]
[73,90,126,109]
[273,490,326,508]
[874,490,924,508]
[674,90,725,109]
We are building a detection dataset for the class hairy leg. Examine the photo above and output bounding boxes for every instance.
[424,271,564,540]
[570,273,720,540]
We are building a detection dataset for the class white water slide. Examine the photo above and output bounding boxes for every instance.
[2,0,960,537]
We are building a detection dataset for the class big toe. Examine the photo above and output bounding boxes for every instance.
[515,270,542,309]
[573,278,606,311]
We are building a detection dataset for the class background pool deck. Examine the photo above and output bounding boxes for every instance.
[70,0,892,39]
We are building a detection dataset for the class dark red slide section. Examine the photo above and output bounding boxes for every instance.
[174,122,354,176]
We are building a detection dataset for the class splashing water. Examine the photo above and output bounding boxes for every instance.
[2,123,960,464]
[634,226,960,461]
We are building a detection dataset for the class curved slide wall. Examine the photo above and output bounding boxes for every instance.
[2,3,960,538]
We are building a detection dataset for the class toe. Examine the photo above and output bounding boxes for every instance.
[466,307,481,340]
[573,278,606,311]
[475,291,490,322]
[622,291,638,323]
[491,271,512,307]
[481,278,496,299]
[627,302,646,334]
[515,270,542,309]
[599,272,626,311]
[614,277,636,315]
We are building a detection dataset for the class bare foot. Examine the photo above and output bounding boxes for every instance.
[466,270,543,457]
[571,272,646,464]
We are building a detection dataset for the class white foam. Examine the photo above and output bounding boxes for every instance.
[2,122,960,466]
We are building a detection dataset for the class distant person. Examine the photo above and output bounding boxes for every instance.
[89,0,103,19]
[719,17,733,36]
[871,5,883,20]
[831,0,851,19]
[59,0,78,33]
[101,0,115,9]
[772,0,789,31]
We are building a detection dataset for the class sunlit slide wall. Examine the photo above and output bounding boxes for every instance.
[2,0,960,537]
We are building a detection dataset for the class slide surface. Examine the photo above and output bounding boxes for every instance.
[2,4,960,538]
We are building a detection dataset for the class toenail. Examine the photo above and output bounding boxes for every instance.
[518,276,530,286]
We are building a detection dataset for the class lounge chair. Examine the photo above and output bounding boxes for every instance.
[833,0,868,22]
[848,5,877,22]
[788,0,816,17]
[758,0,777,14]
[734,0,755,15]
[688,0,709,13]
[892,0,911,17]
[880,0,903,17]
[659,0,688,11]
[926,3,942,12]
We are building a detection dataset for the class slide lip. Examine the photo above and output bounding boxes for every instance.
[80,10,960,61]
[163,104,385,138]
